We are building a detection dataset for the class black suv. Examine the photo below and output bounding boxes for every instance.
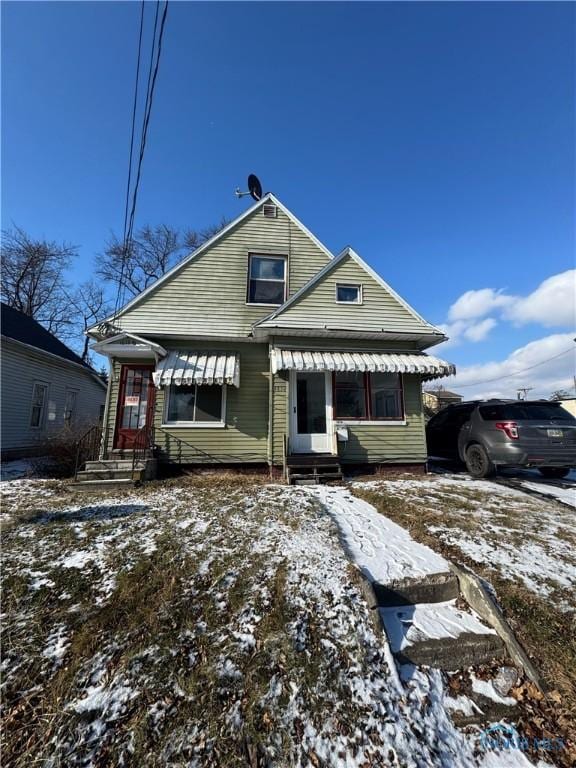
[426,399,576,479]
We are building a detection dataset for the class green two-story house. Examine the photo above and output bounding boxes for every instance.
[86,194,454,481]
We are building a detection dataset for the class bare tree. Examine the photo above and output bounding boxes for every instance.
[98,219,228,299]
[549,389,571,401]
[69,280,113,363]
[1,225,77,337]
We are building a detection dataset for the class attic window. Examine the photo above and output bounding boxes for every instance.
[336,283,362,304]
[262,204,277,219]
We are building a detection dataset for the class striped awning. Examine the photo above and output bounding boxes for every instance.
[153,350,240,388]
[271,349,455,380]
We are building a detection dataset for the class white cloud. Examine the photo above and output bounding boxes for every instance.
[504,270,576,328]
[439,269,575,347]
[438,318,498,347]
[440,333,576,400]
[448,288,513,322]
[463,317,497,342]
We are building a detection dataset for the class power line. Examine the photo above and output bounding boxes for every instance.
[125,0,168,249]
[115,0,146,318]
[114,0,169,319]
[446,347,575,389]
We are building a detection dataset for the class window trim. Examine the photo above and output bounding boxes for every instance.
[246,253,288,307]
[335,283,363,305]
[64,387,79,427]
[161,384,227,428]
[332,372,405,423]
[30,381,49,429]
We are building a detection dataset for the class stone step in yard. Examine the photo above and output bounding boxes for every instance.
[68,478,137,491]
[380,600,505,670]
[369,571,460,607]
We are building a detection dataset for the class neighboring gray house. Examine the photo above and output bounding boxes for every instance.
[1,303,107,459]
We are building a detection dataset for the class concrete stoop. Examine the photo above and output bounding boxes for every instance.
[70,457,158,491]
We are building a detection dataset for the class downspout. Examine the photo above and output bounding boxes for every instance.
[268,346,274,477]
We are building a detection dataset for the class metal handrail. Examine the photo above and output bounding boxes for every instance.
[74,424,103,478]
[131,423,155,476]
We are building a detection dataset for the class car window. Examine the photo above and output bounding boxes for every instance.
[444,406,475,428]
[479,403,576,422]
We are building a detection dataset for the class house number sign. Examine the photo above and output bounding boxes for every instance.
[125,396,140,407]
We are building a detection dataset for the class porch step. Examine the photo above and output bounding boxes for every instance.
[68,478,136,491]
[76,469,142,482]
[84,460,145,471]
[286,456,343,486]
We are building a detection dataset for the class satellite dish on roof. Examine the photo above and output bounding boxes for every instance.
[235,174,263,201]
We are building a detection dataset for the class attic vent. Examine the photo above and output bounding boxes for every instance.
[262,204,277,219]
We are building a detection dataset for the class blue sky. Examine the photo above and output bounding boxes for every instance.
[2,1,575,395]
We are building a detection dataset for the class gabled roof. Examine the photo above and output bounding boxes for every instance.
[1,302,96,371]
[254,246,445,337]
[88,193,334,336]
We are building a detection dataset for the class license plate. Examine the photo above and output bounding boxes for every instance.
[547,428,563,438]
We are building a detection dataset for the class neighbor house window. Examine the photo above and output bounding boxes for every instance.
[334,372,404,420]
[247,254,287,305]
[30,382,48,428]
[64,389,78,427]
[336,283,362,304]
[165,384,225,425]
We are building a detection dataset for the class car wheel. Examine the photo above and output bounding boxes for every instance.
[465,444,496,479]
[538,467,570,479]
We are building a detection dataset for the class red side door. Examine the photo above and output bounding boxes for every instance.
[114,365,156,449]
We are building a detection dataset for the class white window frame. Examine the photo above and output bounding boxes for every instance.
[64,388,78,427]
[335,283,363,304]
[246,253,288,307]
[30,381,49,429]
[162,384,227,428]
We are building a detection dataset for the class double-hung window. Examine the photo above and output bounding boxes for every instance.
[334,372,404,421]
[164,384,225,426]
[30,382,48,428]
[247,254,287,305]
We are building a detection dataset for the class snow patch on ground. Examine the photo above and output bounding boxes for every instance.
[307,484,449,583]
[357,474,576,602]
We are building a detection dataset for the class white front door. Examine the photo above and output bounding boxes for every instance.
[290,371,333,454]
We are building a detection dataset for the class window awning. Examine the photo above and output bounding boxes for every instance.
[270,349,455,380]
[153,351,240,388]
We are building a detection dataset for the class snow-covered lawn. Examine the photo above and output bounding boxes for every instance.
[355,475,576,605]
[1,476,547,767]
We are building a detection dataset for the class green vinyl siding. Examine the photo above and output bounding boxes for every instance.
[154,342,269,463]
[271,371,289,465]
[335,375,427,465]
[261,253,434,335]
[115,205,330,339]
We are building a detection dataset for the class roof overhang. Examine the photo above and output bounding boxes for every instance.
[271,348,455,381]
[254,325,447,349]
[153,350,240,388]
[90,332,167,360]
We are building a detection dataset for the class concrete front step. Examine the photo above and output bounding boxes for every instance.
[76,469,141,482]
[68,478,136,491]
[371,572,460,607]
[85,460,145,471]
[380,601,505,670]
